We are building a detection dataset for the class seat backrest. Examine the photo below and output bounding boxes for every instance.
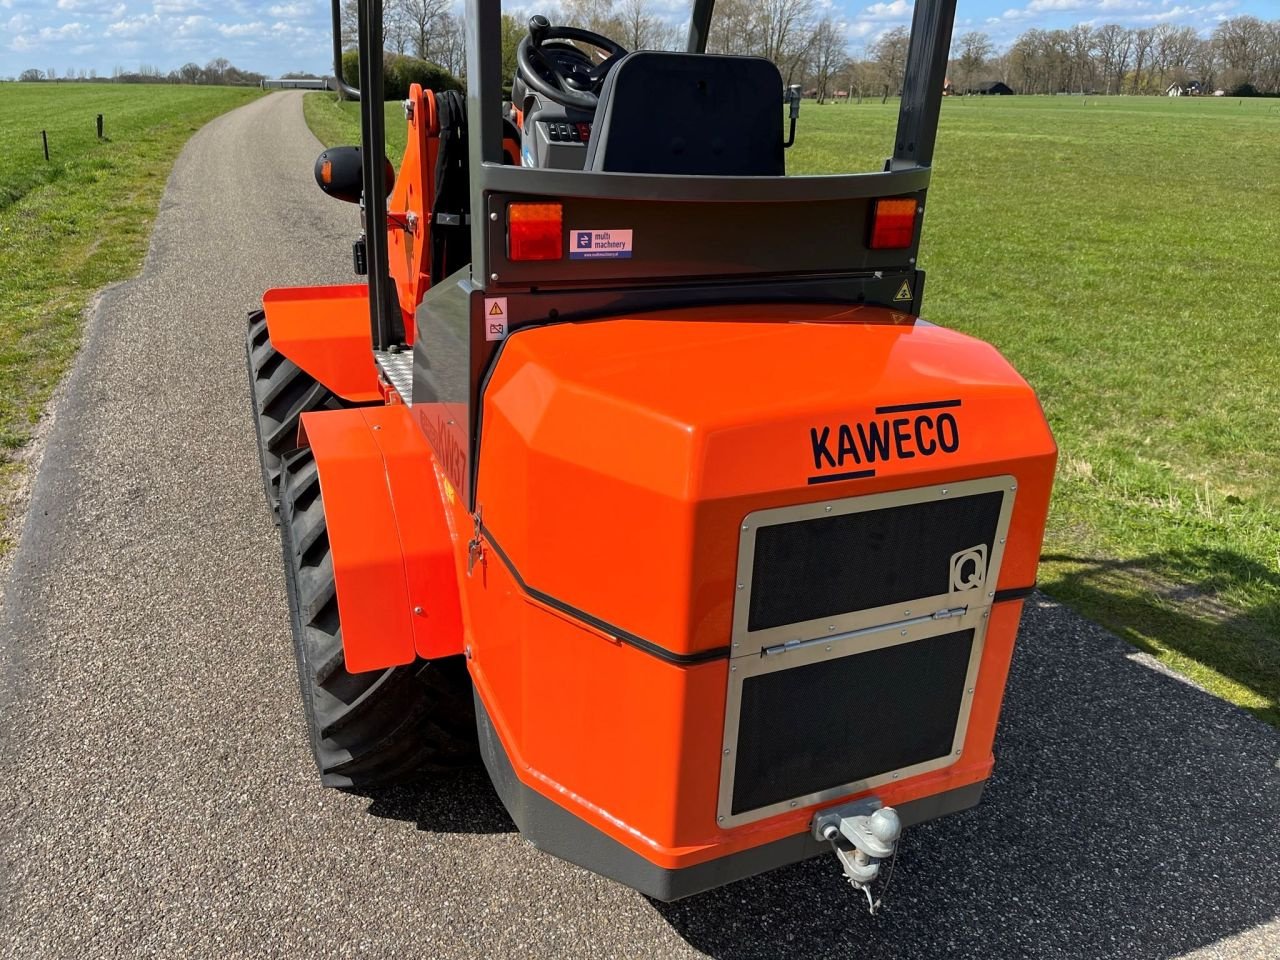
[584,52,784,177]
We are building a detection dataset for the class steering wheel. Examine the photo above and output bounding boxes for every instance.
[516,15,629,112]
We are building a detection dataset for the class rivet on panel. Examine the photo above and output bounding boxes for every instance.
[489,211,498,221]
[724,748,730,756]
[413,606,424,615]
[901,629,908,636]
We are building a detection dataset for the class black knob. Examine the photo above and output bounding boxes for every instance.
[529,15,550,46]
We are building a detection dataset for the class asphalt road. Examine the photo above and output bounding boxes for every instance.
[1,92,1277,960]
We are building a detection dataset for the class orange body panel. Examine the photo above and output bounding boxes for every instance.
[477,306,1055,658]
[262,284,382,403]
[444,305,1057,871]
[301,405,464,672]
[386,84,438,335]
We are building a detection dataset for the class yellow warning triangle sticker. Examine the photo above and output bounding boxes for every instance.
[893,280,913,302]
[488,301,504,316]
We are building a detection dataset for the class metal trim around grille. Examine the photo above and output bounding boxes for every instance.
[730,476,1017,657]
[716,608,989,828]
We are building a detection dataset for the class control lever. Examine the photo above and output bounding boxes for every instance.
[812,799,902,913]
[783,84,802,148]
[528,14,550,47]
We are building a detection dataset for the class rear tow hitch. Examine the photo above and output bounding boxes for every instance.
[812,799,902,914]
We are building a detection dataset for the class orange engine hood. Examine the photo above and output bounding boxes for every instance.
[475,304,1057,659]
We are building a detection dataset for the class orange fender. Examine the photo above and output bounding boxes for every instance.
[299,404,464,672]
[262,284,383,403]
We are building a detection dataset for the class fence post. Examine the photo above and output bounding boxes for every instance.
[96,114,104,139]
[42,130,49,161]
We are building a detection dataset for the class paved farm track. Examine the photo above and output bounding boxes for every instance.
[1,92,1277,960]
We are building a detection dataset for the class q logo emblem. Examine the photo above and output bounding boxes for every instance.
[950,545,987,593]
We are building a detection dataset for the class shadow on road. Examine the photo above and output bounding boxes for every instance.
[1041,547,1278,727]
[652,598,1280,960]
[360,762,516,836]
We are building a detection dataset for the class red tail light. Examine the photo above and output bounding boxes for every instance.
[869,197,918,249]
[507,202,563,261]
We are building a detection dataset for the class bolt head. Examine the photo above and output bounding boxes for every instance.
[489,211,498,221]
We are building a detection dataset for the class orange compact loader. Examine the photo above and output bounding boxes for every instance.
[245,0,1056,904]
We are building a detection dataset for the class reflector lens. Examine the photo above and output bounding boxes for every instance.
[870,197,918,249]
[508,203,563,261]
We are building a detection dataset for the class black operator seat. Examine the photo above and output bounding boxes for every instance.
[584,51,785,176]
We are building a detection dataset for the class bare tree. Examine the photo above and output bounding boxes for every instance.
[954,30,994,93]
[434,11,467,77]
[614,0,683,51]
[809,16,847,103]
[400,0,449,61]
[871,26,910,98]
[1130,28,1153,94]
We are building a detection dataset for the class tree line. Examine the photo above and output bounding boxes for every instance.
[348,2,1278,102]
[14,59,265,86]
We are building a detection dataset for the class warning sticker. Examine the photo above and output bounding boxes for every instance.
[570,229,633,260]
[484,297,508,342]
[894,280,913,302]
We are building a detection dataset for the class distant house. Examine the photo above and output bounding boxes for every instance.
[967,80,1012,96]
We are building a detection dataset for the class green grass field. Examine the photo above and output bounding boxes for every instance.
[306,91,1280,725]
[0,82,261,548]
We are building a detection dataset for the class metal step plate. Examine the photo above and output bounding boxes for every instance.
[374,350,413,405]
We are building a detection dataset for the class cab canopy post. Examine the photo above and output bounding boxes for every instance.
[466,0,505,286]
[356,0,396,349]
[890,0,957,170]
[686,0,716,54]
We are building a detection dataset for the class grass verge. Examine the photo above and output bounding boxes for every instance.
[0,82,262,552]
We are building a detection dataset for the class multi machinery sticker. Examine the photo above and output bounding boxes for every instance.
[570,229,633,260]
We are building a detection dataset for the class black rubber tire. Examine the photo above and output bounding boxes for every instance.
[245,309,365,518]
[279,446,477,788]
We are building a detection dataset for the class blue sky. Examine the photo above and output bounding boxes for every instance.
[1,1,1271,79]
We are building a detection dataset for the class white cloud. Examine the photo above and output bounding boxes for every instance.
[55,0,124,13]
[217,20,264,38]
[267,2,309,18]
[105,14,160,38]
[861,1,913,20]
[1027,0,1087,10]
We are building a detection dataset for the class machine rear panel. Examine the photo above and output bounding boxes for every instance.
[748,492,1004,631]
[719,478,1016,826]
[731,628,974,815]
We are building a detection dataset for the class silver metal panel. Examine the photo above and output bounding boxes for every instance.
[715,475,1017,827]
[374,350,414,405]
[731,475,1017,658]
[716,607,990,828]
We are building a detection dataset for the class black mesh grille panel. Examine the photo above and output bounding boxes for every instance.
[731,629,974,815]
[748,491,1003,632]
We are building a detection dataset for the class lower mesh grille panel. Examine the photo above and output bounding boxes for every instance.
[730,629,974,816]
[747,491,1003,632]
